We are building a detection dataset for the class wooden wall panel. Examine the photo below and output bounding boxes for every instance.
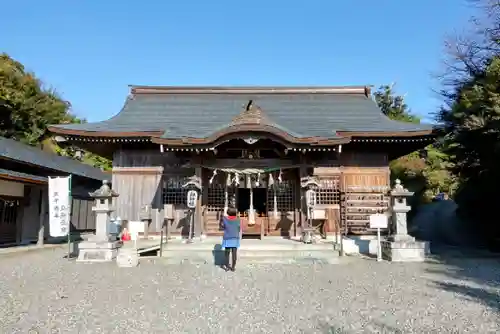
[112,149,193,236]
[341,168,390,189]
[112,167,163,232]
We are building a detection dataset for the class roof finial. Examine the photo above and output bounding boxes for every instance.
[245,99,253,111]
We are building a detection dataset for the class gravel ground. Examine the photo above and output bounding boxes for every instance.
[0,247,499,333]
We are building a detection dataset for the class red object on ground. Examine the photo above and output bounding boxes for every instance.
[121,228,131,241]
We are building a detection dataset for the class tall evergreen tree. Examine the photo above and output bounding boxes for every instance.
[374,84,420,123]
[438,56,500,239]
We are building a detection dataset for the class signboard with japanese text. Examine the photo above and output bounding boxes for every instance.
[48,176,71,237]
[369,213,388,229]
[128,221,145,241]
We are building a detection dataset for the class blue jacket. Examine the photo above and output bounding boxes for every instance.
[222,216,241,240]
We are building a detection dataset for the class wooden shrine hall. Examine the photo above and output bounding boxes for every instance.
[49,85,434,239]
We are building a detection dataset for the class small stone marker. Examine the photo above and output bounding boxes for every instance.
[116,248,139,267]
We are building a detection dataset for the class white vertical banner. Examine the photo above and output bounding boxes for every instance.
[48,176,71,237]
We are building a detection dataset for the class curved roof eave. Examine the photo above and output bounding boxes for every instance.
[151,124,351,147]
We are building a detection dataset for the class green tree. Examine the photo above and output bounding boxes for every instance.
[0,53,111,170]
[437,0,500,244]
[0,53,73,144]
[374,84,420,123]
[374,85,456,204]
[438,56,500,239]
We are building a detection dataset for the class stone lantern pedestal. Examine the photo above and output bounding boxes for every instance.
[381,180,430,262]
[77,180,122,262]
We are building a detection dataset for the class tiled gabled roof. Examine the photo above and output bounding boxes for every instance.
[48,86,434,142]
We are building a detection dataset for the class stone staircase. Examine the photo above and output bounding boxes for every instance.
[150,237,340,264]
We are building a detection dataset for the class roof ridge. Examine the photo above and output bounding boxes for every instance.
[130,85,372,96]
[231,100,271,126]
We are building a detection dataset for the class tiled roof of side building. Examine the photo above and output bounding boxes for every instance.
[0,137,107,181]
[49,86,435,138]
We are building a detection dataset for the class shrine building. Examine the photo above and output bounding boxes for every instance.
[48,86,434,239]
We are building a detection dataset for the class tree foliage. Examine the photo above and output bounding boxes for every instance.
[374,84,420,123]
[0,53,111,170]
[374,85,456,204]
[439,56,500,238]
[438,0,500,243]
[0,54,73,144]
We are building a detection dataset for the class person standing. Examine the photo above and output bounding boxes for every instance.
[221,207,242,271]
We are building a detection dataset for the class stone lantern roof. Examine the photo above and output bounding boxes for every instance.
[89,180,119,198]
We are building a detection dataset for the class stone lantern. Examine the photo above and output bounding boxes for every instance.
[381,179,429,262]
[77,180,122,262]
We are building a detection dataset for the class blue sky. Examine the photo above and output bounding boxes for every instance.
[2,0,476,123]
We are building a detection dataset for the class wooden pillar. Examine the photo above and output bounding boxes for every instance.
[299,164,308,236]
[154,174,164,235]
[15,188,27,245]
[195,167,203,237]
[201,167,209,234]
[37,187,46,246]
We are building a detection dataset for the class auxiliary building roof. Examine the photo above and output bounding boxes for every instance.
[49,86,434,143]
[0,168,48,184]
[0,137,107,181]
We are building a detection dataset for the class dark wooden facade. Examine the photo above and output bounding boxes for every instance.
[48,85,434,238]
[106,147,393,238]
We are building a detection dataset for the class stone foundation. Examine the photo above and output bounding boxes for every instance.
[381,239,429,262]
[76,240,122,262]
[116,248,139,267]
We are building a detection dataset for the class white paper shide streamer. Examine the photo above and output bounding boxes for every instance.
[209,169,217,184]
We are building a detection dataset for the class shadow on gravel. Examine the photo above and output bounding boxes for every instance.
[317,320,403,333]
[432,281,500,311]
[426,244,500,312]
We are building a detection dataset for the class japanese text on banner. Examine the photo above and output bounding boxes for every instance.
[48,177,71,237]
